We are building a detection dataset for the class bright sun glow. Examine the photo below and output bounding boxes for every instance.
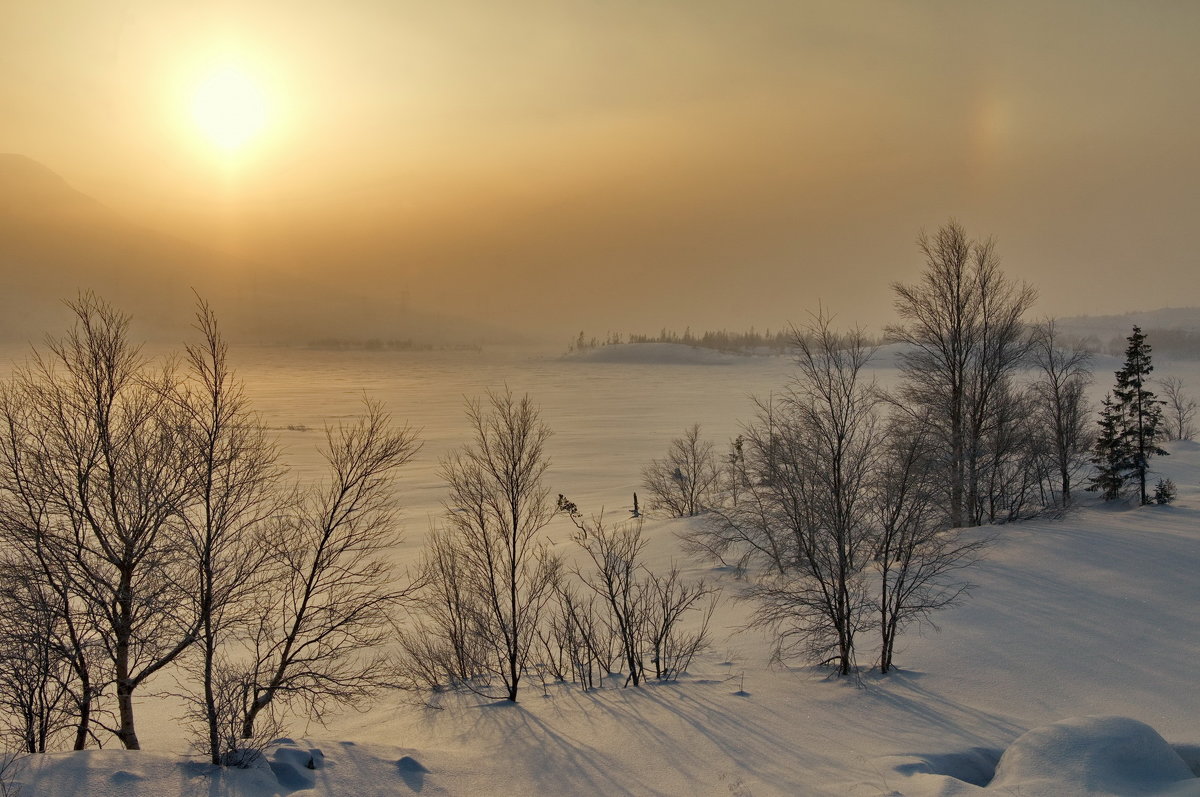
[189,63,268,153]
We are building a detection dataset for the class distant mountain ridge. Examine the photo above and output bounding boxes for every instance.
[0,153,105,215]
[0,155,513,345]
[1058,306,1200,332]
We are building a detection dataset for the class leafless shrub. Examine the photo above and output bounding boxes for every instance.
[0,558,76,753]
[536,580,612,690]
[424,389,558,702]
[564,506,717,685]
[1158,376,1197,442]
[643,567,718,680]
[181,659,282,767]
[397,527,493,694]
[642,425,721,517]
[565,511,650,685]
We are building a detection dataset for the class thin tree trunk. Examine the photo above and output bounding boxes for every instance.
[203,622,220,764]
[508,506,520,702]
[115,679,140,750]
[951,405,964,528]
[242,693,270,739]
[1060,459,1071,506]
[115,569,140,750]
[72,689,91,751]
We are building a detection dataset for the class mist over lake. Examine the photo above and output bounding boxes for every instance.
[223,344,796,524]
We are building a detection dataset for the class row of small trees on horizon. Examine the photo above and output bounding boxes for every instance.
[568,327,800,355]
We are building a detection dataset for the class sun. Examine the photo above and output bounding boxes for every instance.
[189,63,269,154]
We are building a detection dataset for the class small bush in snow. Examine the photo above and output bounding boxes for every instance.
[1153,479,1176,505]
[641,424,721,518]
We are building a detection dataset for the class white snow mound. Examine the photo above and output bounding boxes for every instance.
[989,716,1198,796]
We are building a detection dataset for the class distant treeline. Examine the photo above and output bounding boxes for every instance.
[568,324,1200,360]
[1081,328,1200,360]
[568,327,893,355]
[307,338,482,352]
[568,327,796,354]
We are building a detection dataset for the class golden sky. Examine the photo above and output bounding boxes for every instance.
[3,1,1199,339]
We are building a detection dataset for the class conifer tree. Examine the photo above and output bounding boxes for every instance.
[1089,395,1128,500]
[1089,327,1167,503]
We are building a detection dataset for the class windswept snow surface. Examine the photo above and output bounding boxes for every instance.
[16,443,1200,795]
[7,348,1200,796]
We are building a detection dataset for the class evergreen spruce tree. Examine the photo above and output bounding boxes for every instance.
[1089,326,1167,503]
[1089,394,1128,499]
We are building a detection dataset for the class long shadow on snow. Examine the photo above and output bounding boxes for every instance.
[861,670,1022,745]
[557,679,845,791]
[443,680,849,794]
[460,700,654,796]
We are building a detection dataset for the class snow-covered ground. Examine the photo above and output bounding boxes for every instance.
[6,344,1200,796]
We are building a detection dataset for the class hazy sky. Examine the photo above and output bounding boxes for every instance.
[3,1,1199,339]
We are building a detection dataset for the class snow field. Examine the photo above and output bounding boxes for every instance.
[6,344,1200,795]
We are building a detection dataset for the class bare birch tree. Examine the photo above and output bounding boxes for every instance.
[0,294,198,749]
[171,301,286,764]
[887,221,1036,527]
[1030,320,1093,506]
[691,315,880,675]
[437,389,557,702]
[239,400,420,737]
[872,416,985,673]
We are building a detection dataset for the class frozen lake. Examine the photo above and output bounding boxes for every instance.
[222,344,797,533]
[3,338,1192,549]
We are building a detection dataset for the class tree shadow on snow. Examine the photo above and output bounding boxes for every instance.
[455,681,847,793]
[862,670,1022,744]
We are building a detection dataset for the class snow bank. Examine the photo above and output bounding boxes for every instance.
[16,740,435,797]
[14,749,282,797]
[894,716,1200,796]
[990,716,1196,796]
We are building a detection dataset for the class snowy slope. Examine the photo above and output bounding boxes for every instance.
[11,451,1200,796]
